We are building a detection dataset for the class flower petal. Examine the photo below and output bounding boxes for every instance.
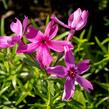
[64,46,75,66]
[70,8,82,29]
[26,26,43,42]
[75,19,84,30]
[23,16,28,33]
[36,45,52,68]
[17,42,39,53]
[51,15,69,28]
[76,10,89,30]
[47,66,67,78]
[77,59,90,74]
[62,76,75,100]
[48,40,73,52]
[76,75,93,92]
[0,36,20,48]
[68,13,74,27]
[10,18,22,36]
[81,10,89,20]
[45,21,58,39]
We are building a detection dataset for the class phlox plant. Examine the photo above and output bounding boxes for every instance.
[0,8,94,108]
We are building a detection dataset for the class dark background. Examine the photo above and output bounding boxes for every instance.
[0,0,109,39]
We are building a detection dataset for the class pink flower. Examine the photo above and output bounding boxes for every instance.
[17,21,73,68]
[51,8,89,41]
[0,16,28,48]
[47,46,93,100]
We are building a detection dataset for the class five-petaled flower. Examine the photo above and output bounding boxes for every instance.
[47,46,93,100]
[0,16,28,48]
[51,8,89,41]
[17,21,73,68]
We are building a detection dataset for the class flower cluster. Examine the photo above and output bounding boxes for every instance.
[0,8,93,100]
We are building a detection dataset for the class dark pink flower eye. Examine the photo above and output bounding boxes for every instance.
[68,67,76,78]
[68,70,76,78]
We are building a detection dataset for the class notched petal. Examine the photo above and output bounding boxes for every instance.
[10,18,22,36]
[23,16,29,33]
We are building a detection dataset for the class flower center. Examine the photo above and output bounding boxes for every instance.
[68,67,76,78]
[40,36,49,45]
[41,39,46,44]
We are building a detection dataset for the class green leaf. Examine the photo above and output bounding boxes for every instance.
[95,82,109,91]
[73,36,80,42]
[102,38,109,45]
[22,57,40,68]
[52,93,61,104]
[2,0,8,9]
[87,26,92,40]
[0,85,10,95]
[1,95,9,101]
[54,31,69,40]
[73,90,86,109]
[22,36,29,44]
[0,18,5,35]
[12,75,17,89]
[80,30,86,39]
[35,81,47,102]
[47,80,55,96]
[46,15,50,26]
[56,103,65,108]
[15,64,22,73]
[4,61,9,72]
[16,91,28,105]
[95,96,109,107]
[46,81,51,108]
[94,57,109,66]
[31,19,38,28]
[67,99,83,109]
[29,103,46,109]
[107,43,109,55]
[95,37,107,53]
[12,44,18,56]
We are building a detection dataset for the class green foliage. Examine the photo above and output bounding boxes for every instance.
[98,0,108,10]
[1,0,8,9]
[0,17,5,36]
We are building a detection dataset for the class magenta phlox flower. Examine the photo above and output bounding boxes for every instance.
[0,16,28,48]
[17,21,73,68]
[51,8,89,41]
[47,46,93,100]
